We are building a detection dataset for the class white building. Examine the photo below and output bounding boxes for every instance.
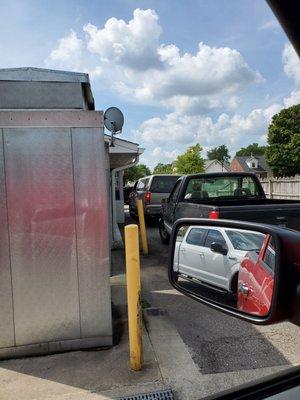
[204,159,231,173]
[0,67,143,358]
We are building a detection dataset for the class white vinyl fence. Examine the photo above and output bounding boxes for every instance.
[260,175,300,200]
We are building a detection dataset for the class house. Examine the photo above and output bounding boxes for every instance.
[205,159,231,173]
[230,154,271,178]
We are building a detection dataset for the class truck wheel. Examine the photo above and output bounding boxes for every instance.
[159,219,170,244]
[129,207,138,221]
[230,273,238,294]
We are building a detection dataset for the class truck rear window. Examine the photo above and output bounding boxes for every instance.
[150,176,180,193]
[183,176,261,200]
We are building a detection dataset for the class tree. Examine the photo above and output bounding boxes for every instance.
[123,164,151,185]
[152,163,174,174]
[266,104,300,176]
[207,145,230,162]
[173,144,205,174]
[236,143,267,156]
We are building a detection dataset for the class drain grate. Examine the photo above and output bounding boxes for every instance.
[117,388,174,400]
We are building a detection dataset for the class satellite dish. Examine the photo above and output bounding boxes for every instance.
[104,107,124,134]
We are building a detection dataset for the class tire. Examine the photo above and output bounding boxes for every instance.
[230,273,238,294]
[129,205,138,221]
[159,219,170,244]
[173,271,179,283]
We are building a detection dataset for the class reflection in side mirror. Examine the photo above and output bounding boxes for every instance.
[171,221,277,319]
[210,242,228,255]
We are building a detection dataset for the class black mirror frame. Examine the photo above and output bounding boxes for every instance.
[168,218,286,325]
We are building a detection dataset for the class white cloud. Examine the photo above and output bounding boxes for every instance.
[136,104,282,156]
[283,90,300,107]
[259,20,280,31]
[83,9,162,71]
[282,43,300,87]
[46,9,262,113]
[118,41,262,113]
[48,30,83,69]
[163,94,240,115]
[152,147,179,160]
[152,147,161,157]
[138,104,282,168]
[45,13,299,171]
[46,29,103,78]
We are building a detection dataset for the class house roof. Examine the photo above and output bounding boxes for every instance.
[204,159,231,171]
[233,155,270,173]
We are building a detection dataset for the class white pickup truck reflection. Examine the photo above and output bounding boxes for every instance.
[173,226,265,294]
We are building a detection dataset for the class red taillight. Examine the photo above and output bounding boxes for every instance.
[209,210,219,219]
[145,191,151,205]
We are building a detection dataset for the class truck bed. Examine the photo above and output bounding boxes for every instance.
[175,199,300,231]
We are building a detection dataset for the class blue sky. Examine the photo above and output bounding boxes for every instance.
[1,0,299,168]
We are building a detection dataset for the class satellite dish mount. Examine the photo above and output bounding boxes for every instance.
[104,107,124,147]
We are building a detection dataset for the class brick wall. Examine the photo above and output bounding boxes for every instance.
[230,158,243,172]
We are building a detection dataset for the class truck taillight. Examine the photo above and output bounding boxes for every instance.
[209,210,219,219]
[145,191,151,205]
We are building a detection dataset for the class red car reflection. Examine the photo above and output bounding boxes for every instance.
[238,234,275,316]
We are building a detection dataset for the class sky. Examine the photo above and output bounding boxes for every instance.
[1,0,299,168]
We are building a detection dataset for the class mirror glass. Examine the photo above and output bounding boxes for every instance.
[173,225,276,317]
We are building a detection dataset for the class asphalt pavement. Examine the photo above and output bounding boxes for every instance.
[136,215,299,382]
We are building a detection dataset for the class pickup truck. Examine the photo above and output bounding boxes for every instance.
[159,172,300,244]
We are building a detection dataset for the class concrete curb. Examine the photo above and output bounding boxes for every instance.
[143,307,204,400]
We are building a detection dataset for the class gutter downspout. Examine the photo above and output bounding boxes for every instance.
[111,155,139,248]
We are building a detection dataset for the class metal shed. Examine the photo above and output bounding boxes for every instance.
[0,68,112,358]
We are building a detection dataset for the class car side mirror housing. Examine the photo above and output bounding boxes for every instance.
[210,242,228,255]
[169,218,300,325]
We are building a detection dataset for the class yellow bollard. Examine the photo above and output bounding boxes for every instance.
[136,199,149,255]
[125,224,143,371]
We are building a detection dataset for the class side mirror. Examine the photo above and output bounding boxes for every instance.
[169,218,300,325]
[210,242,228,255]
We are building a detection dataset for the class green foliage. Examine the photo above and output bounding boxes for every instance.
[152,163,174,174]
[207,145,230,162]
[173,144,205,174]
[123,164,151,185]
[236,143,267,156]
[266,104,300,176]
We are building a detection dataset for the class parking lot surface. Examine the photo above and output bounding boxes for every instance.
[137,216,299,382]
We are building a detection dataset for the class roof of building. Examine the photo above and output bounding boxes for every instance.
[233,155,270,173]
[0,67,94,110]
[104,134,144,169]
[0,67,90,83]
[204,159,231,171]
